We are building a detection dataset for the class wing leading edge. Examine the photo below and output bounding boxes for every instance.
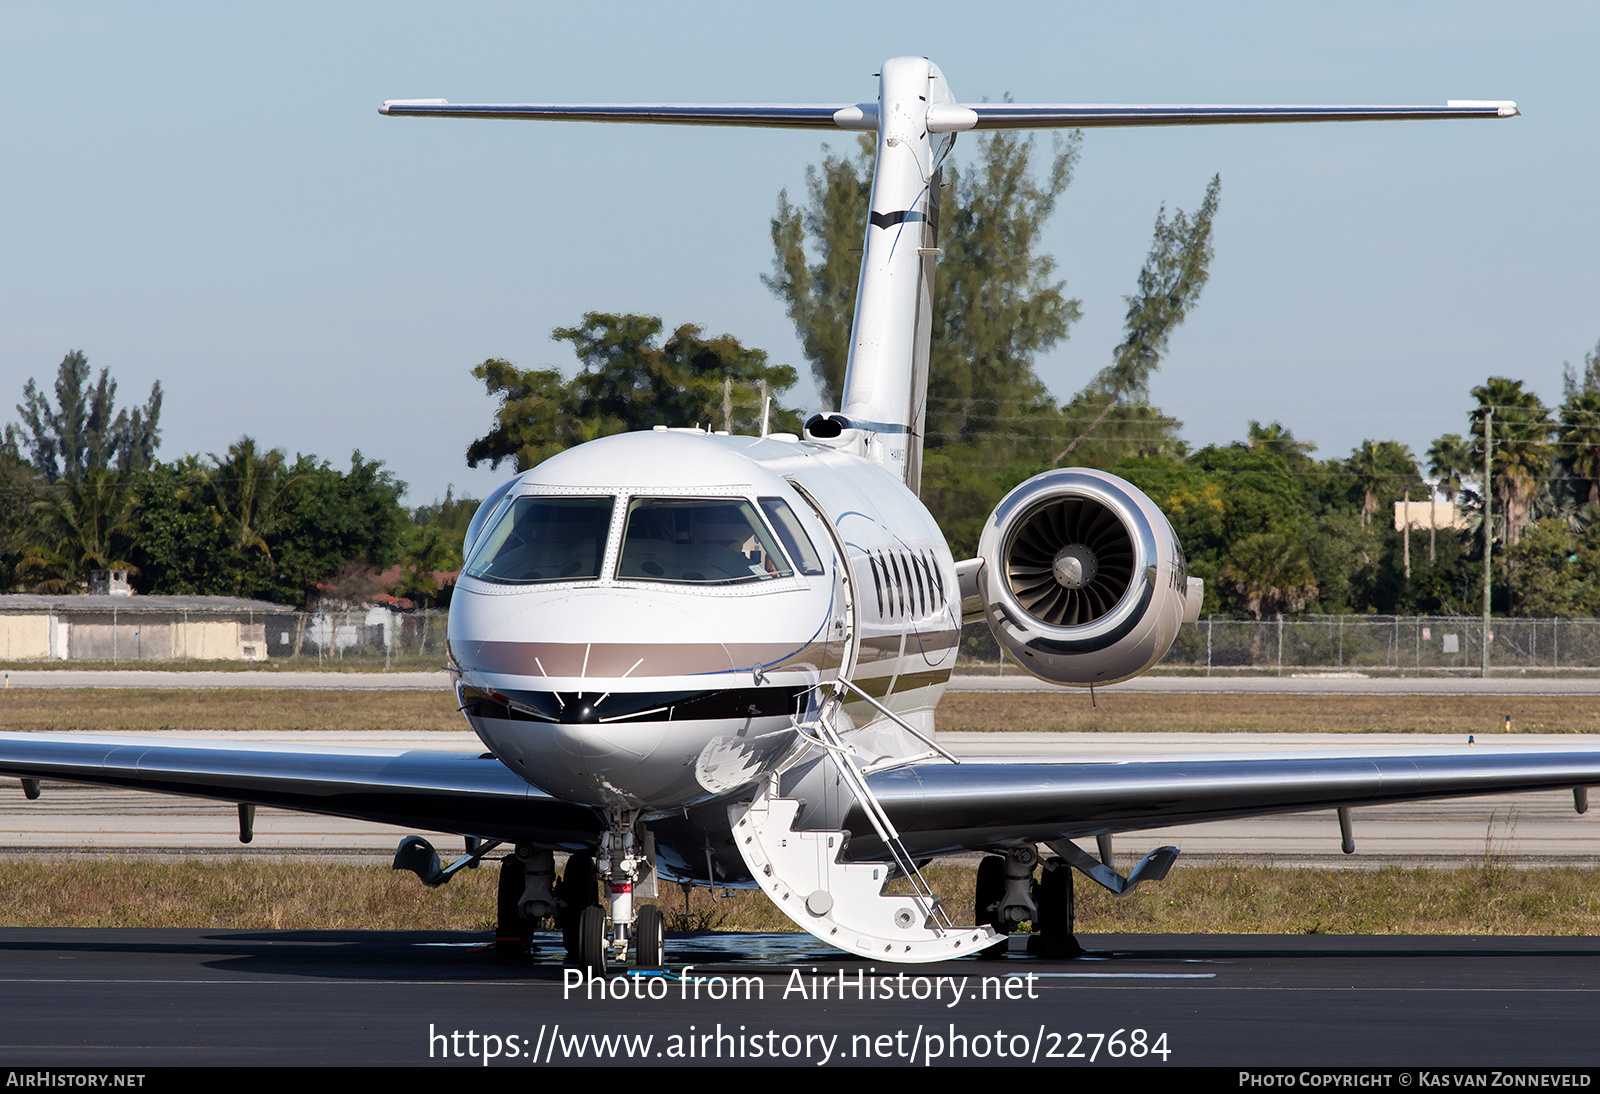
[851,746,1600,860]
[0,733,603,848]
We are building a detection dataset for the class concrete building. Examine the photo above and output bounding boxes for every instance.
[0,594,294,664]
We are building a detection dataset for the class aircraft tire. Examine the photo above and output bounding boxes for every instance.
[495,856,533,959]
[577,904,608,975]
[975,855,1007,960]
[635,904,664,969]
[558,852,598,956]
[1027,857,1084,959]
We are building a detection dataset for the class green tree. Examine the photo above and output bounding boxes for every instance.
[1303,510,1383,614]
[1346,440,1420,527]
[1218,531,1318,658]
[1428,434,1473,506]
[1558,388,1600,505]
[465,360,588,472]
[396,487,479,607]
[0,449,43,592]
[13,351,162,482]
[1561,337,1600,400]
[1424,433,1473,564]
[767,131,1081,440]
[19,469,140,592]
[765,138,875,411]
[267,452,407,605]
[1247,420,1317,470]
[129,457,227,595]
[929,133,1081,447]
[1056,175,1220,462]
[1471,377,1554,547]
[466,315,802,473]
[207,438,301,568]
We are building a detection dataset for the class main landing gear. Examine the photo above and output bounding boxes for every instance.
[975,847,1083,959]
[975,838,1182,957]
[495,846,558,958]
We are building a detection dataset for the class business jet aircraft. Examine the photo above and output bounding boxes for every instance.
[1,58,1573,973]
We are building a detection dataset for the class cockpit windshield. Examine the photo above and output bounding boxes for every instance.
[462,496,614,584]
[617,497,793,585]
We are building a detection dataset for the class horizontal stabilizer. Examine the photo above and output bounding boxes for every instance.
[380,101,879,129]
[928,101,1519,131]
[382,100,1516,132]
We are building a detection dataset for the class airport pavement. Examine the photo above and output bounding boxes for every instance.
[0,928,1595,1066]
[4,729,1600,864]
[10,667,1600,694]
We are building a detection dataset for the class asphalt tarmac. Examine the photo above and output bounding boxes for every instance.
[0,928,1595,1067]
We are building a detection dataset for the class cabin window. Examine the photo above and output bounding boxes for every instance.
[925,549,945,603]
[885,550,906,616]
[462,496,614,584]
[758,497,825,575]
[617,498,793,585]
[867,554,885,616]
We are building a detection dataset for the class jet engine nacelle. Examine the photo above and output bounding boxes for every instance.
[973,468,1202,687]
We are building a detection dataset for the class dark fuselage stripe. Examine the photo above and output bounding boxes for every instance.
[870,209,923,229]
[453,640,829,677]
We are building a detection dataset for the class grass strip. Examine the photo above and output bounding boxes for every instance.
[0,688,463,733]
[6,689,1600,736]
[936,692,1600,735]
[3,859,1597,936]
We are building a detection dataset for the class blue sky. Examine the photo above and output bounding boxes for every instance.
[2,1,1595,503]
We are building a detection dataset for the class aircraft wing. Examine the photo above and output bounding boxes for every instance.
[858,745,1600,859]
[0,733,604,848]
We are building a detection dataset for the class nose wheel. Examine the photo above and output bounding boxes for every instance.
[634,904,664,969]
[576,905,609,974]
[569,809,663,973]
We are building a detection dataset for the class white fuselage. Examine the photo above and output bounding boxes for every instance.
[448,429,960,813]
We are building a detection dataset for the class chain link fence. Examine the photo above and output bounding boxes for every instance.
[957,616,1600,676]
[0,607,450,670]
[9,604,1600,675]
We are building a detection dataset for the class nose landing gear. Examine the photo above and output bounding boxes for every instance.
[567,809,661,974]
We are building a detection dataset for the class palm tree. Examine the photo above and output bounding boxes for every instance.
[1347,440,1419,527]
[1348,441,1385,526]
[1218,531,1318,661]
[1559,389,1600,505]
[1470,378,1554,547]
[207,438,299,564]
[1427,433,1473,562]
[1246,420,1316,470]
[20,469,139,591]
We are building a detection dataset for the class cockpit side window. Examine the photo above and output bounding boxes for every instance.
[617,498,794,585]
[758,497,825,576]
[462,496,614,584]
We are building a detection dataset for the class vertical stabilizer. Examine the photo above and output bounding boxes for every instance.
[824,57,955,493]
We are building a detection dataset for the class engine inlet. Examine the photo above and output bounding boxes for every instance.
[1005,497,1134,626]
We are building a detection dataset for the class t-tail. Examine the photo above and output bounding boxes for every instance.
[382,62,1515,493]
